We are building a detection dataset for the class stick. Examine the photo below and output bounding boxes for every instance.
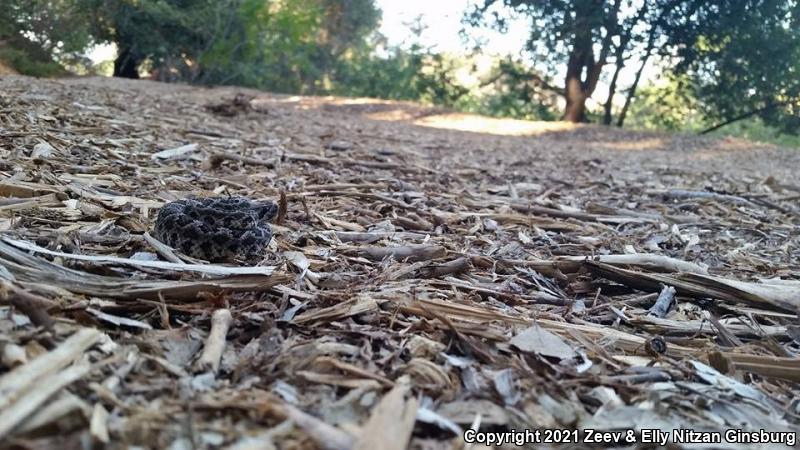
[142,232,184,264]
[0,328,102,439]
[207,151,276,169]
[196,309,233,374]
[708,351,800,382]
[333,231,428,243]
[281,404,354,450]
[0,328,102,411]
[648,285,676,318]
[510,202,602,222]
[0,362,92,439]
[0,281,56,329]
[349,245,446,262]
[3,237,276,277]
[647,189,757,207]
[417,257,470,278]
[311,190,417,210]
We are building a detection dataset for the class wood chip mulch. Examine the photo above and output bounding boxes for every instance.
[1,75,799,449]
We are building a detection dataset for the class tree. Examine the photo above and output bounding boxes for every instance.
[88,0,379,91]
[471,57,560,120]
[465,0,800,130]
[0,0,95,75]
[1,0,382,92]
[466,0,634,122]
[81,0,246,79]
[668,0,800,134]
[465,0,696,123]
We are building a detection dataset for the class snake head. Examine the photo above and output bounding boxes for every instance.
[254,201,279,222]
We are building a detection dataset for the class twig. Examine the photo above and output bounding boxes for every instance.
[700,99,797,135]
[207,151,276,169]
[348,245,446,262]
[142,232,184,264]
[416,257,471,278]
[281,404,354,450]
[648,285,676,318]
[333,231,428,243]
[708,351,800,382]
[3,237,276,276]
[0,328,103,439]
[277,189,287,225]
[0,281,56,329]
[0,362,92,439]
[196,309,233,374]
[706,314,744,347]
[648,189,757,207]
[0,328,102,407]
[312,190,417,210]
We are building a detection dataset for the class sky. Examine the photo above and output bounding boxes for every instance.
[375,0,529,56]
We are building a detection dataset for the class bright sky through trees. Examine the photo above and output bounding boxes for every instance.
[376,0,528,54]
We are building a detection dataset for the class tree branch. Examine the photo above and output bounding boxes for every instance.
[699,99,797,135]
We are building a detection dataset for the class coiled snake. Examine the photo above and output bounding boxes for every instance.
[154,197,277,262]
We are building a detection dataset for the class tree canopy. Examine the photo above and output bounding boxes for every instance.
[668,0,800,134]
[466,0,800,132]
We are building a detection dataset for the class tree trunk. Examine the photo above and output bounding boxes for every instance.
[602,58,624,125]
[562,47,605,123]
[560,0,618,123]
[603,33,629,125]
[564,76,587,122]
[562,38,594,123]
[616,0,694,127]
[615,43,652,127]
[113,45,140,79]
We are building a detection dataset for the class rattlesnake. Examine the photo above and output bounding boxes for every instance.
[154,197,278,262]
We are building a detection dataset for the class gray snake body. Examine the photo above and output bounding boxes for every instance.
[154,197,277,262]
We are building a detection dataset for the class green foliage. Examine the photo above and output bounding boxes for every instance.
[667,0,800,134]
[462,58,558,121]
[707,119,800,149]
[1,0,94,54]
[0,46,66,77]
[334,45,431,100]
[79,0,240,78]
[628,77,800,148]
[196,0,322,90]
[465,0,800,130]
[335,47,470,105]
[0,0,95,74]
[626,75,703,131]
[166,0,380,93]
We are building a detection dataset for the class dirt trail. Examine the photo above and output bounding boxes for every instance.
[0,75,798,448]
[63,75,800,180]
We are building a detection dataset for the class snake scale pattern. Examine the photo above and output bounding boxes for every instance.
[154,197,278,262]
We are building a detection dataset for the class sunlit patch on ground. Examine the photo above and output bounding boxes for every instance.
[255,95,581,137]
[298,97,580,137]
[410,113,580,136]
[595,138,666,151]
[361,110,579,136]
[264,96,420,113]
